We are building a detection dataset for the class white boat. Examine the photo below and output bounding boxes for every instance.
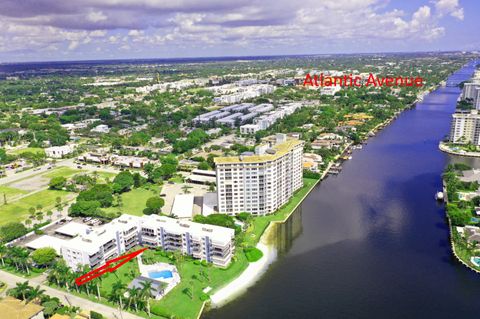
[435,191,444,201]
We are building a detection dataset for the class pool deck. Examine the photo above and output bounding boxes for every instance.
[137,257,181,299]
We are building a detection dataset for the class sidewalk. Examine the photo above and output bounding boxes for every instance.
[0,270,143,319]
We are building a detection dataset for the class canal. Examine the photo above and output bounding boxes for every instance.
[204,61,480,319]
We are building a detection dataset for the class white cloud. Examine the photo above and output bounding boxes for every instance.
[434,0,464,20]
[68,40,79,50]
[87,11,107,23]
[0,0,467,59]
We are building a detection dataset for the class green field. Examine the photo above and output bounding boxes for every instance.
[103,186,161,216]
[43,167,117,183]
[7,147,45,156]
[0,189,71,225]
[0,185,28,198]
[42,167,83,179]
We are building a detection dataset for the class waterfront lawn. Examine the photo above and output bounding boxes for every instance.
[244,177,319,246]
[103,185,161,216]
[0,189,70,225]
[244,247,263,262]
[98,258,140,296]
[149,249,249,319]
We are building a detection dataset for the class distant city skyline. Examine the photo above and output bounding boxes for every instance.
[0,0,478,62]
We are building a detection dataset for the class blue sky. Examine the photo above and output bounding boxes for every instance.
[0,0,477,62]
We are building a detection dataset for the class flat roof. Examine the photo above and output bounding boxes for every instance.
[55,221,90,237]
[202,192,218,216]
[143,214,234,243]
[26,235,68,254]
[214,138,303,164]
[171,194,195,219]
[187,175,216,183]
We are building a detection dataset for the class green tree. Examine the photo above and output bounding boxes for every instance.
[31,247,57,266]
[0,222,28,242]
[113,171,134,193]
[77,184,113,207]
[49,176,67,190]
[69,200,101,217]
[144,197,164,215]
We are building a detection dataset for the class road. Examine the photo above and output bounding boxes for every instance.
[0,270,143,319]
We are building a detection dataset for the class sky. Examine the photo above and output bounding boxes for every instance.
[0,0,478,62]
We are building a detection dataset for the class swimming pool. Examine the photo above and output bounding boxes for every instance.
[472,257,480,267]
[148,270,173,279]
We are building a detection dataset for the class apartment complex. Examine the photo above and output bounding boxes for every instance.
[449,110,480,145]
[214,133,304,216]
[61,214,235,270]
[460,70,480,109]
[240,102,304,134]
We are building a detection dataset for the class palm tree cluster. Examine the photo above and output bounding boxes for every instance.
[7,281,80,318]
[0,244,33,275]
[108,279,155,316]
[47,261,102,299]
[47,259,156,316]
[8,281,45,303]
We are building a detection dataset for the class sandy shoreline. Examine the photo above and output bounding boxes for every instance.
[209,240,277,307]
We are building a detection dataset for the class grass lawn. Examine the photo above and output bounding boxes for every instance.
[7,147,45,156]
[145,249,249,319]
[42,167,83,179]
[103,185,161,216]
[0,189,71,225]
[0,185,28,199]
[244,177,319,246]
[0,264,44,279]
[95,171,117,183]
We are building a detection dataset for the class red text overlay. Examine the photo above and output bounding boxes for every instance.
[303,73,423,87]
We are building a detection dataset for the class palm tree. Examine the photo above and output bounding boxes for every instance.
[14,281,31,301]
[27,285,45,304]
[126,287,140,312]
[139,280,153,316]
[0,244,7,267]
[188,280,194,300]
[110,281,126,309]
[181,184,192,194]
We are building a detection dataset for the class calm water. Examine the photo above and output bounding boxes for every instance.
[205,62,480,319]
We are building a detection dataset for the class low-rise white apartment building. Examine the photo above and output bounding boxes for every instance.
[214,133,304,216]
[60,214,235,270]
[45,144,75,158]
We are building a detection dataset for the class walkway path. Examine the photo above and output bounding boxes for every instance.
[0,270,143,319]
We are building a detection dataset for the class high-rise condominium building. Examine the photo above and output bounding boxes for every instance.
[214,133,304,216]
[449,110,480,145]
